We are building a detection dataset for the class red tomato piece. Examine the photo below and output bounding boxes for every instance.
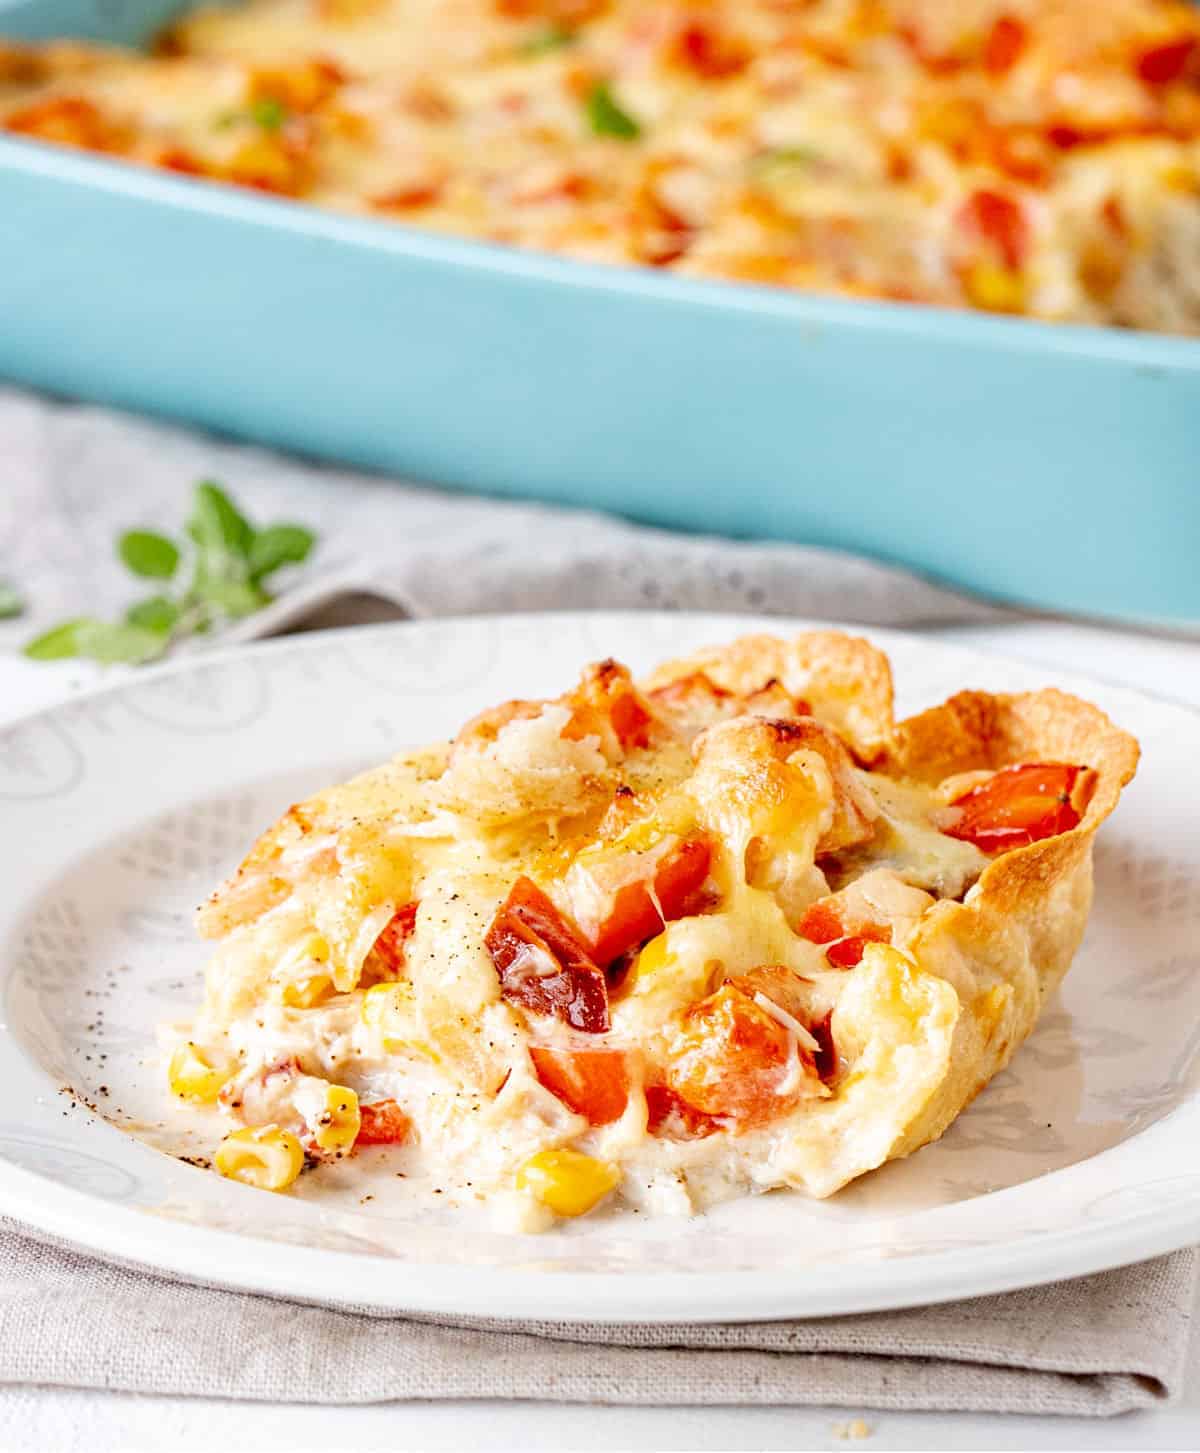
[1136,36,1196,85]
[824,930,889,968]
[645,1083,721,1140]
[356,1099,411,1145]
[983,15,1027,73]
[589,837,712,966]
[958,189,1029,270]
[676,22,749,79]
[529,1045,629,1125]
[942,763,1086,853]
[372,900,419,976]
[485,877,610,1032]
[666,982,803,1128]
[796,899,890,968]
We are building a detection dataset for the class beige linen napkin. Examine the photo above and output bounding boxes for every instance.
[1,385,1195,1416]
[1,1224,1193,1416]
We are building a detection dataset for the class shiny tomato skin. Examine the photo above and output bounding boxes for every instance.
[486,877,610,1033]
[943,763,1084,852]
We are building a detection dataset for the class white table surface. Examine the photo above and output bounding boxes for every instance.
[2,615,1198,1452]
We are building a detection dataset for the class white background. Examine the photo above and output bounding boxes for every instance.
[2,615,1198,1451]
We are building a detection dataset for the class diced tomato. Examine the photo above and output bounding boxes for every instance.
[942,763,1088,853]
[983,15,1027,74]
[666,982,805,1128]
[373,901,419,976]
[1046,123,1086,150]
[589,837,712,966]
[824,931,889,968]
[5,95,123,153]
[158,147,205,176]
[529,1045,629,1125]
[485,877,610,1032]
[675,22,749,79]
[794,901,845,945]
[645,1083,720,1140]
[796,899,890,968]
[1136,36,1196,86]
[371,182,444,210]
[356,1099,411,1145]
[958,189,1029,270]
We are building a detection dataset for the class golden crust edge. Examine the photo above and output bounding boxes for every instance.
[878,687,1140,1171]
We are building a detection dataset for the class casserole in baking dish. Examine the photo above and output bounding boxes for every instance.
[1,0,1199,625]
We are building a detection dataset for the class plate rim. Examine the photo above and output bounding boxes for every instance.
[2,608,1198,1323]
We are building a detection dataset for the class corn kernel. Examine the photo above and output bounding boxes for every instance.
[167,1041,230,1103]
[309,1084,361,1155]
[361,981,423,1053]
[214,1125,304,1191]
[964,262,1025,313]
[517,1149,619,1218]
[633,932,674,984]
[278,974,332,1008]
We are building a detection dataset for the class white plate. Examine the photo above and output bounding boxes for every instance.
[2,611,1198,1323]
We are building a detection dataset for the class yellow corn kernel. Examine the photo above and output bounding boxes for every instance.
[633,932,674,984]
[167,1041,230,1103]
[964,262,1025,314]
[360,981,423,1053]
[310,1084,361,1155]
[214,1125,304,1191]
[517,1149,619,1219]
[279,974,332,1008]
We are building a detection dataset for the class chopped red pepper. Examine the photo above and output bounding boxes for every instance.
[958,188,1029,270]
[530,1045,629,1125]
[1136,36,1196,86]
[796,898,890,968]
[355,1099,411,1145]
[942,763,1087,853]
[590,837,712,966]
[983,15,1027,74]
[486,877,610,1032]
[372,901,419,976]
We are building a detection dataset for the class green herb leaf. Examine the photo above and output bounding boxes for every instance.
[585,81,641,141]
[0,581,23,620]
[118,530,180,580]
[197,579,270,619]
[248,524,316,580]
[250,97,288,132]
[24,618,94,661]
[187,481,254,557]
[125,595,181,633]
[74,620,170,665]
[520,24,577,56]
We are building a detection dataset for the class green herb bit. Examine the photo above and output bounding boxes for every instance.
[249,97,288,132]
[125,595,180,633]
[119,530,180,580]
[248,524,316,581]
[187,480,255,557]
[586,81,641,141]
[520,25,577,57]
[73,621,170,666]
[751,145,822,178]
[0,581,23,620]
[24,618,92,661]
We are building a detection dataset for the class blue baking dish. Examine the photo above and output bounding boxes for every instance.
[2,0,1199,626]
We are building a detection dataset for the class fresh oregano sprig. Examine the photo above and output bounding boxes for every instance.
[24,480,316,666]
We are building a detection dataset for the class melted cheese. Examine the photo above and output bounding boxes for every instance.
[4,0,1200,330]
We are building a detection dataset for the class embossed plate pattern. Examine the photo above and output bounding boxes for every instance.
[1,612,1198,1322]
